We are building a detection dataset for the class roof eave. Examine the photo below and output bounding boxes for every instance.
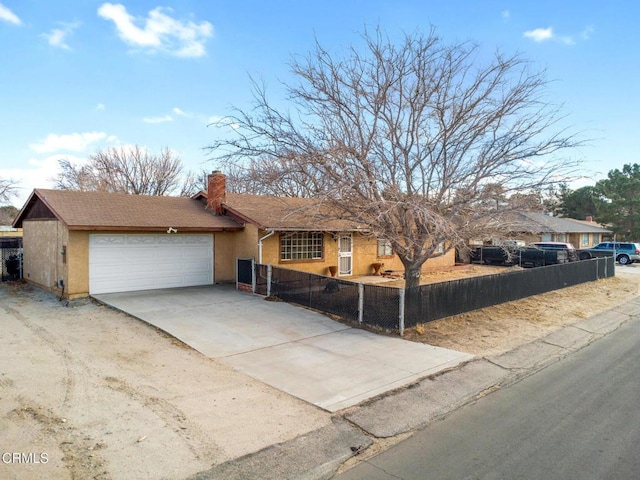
[261,226,369,233]
[66,225,244,232]
[12,189,67,229]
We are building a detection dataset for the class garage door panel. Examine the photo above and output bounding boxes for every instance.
[89,234,214,294]
[183,260,212,273]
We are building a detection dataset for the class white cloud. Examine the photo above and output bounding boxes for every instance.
[524,25,594,46]
[96,103,106,111]
[1,154,87,207]
[143,115,172,123]
[523,27,554,43]
[207,115,224,125]
[581,26,594,40]
[0,2,21,25]
[207,115,239,130]
[172,107,190,117]
[97,3,213,58]
[42,22,80,50]
[29,132,111,153]
[502,10,510,20]
[560,36,576,46]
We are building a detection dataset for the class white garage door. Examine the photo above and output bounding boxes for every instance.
[89,234,213,294]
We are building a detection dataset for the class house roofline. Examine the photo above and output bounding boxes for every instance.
[268,227,369,233]
[12,189,66,229]
[65,225,243,232]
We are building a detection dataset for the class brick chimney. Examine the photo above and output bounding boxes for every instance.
[207,171,226,215]
[585,215,593,222]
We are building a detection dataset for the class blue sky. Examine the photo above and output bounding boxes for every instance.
[1,1,638,207]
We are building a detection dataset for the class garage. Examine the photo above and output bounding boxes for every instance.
[89,234,214,294]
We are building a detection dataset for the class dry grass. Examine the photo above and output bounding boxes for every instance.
[380,264,518,287]
[403,271,640,356]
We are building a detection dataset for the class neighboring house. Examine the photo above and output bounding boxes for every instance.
[472,211,612,248]
[12,172,455,298]
[515,212,612,248]
[0,226,22,237]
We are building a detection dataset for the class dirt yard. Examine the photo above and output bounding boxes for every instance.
[0,283,331,480]
[402,265,640,356]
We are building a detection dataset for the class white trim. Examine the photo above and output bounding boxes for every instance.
[338,233,353,276]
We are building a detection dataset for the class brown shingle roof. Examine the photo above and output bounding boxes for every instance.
[224,192,366,231]
[14,189,242,232]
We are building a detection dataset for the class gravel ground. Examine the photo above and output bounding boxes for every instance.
[0,283,331,480]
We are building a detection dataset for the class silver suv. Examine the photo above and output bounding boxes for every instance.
[578,242,640,265]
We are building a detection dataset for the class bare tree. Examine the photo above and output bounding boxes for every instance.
[0,178,19,205]
[223,155,332,197]
[53,146,189,196]
[208,27,580,288]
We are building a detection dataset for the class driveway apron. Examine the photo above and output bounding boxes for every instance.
[93,285,473,412]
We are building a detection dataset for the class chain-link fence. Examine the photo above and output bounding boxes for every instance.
[255,264,268,295]
[246,256,614,334]
[1,238,22,282]
[403,256,614,328]
[270,267,360,322]
[362,284,401,330]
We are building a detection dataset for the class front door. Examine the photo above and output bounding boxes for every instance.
[338,234,353,276]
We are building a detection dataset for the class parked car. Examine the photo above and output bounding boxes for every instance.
[470,243,568,267]
[469,240,526,265]
[529,242,579,262]
[578,242,640,265]
[519,245,569,267]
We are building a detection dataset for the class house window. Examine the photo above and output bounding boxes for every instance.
[377,239,393,256]
[434,242,444,255]
[280,232,324,260]
[581,233,590,246]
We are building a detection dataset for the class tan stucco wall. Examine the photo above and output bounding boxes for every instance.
[67,231,89,299]
[24,226,239,298]
[24,220,456,297]
[23,220,66,295]
[213,232,239,282]
[258,231,455,277]
[234,223,260,260]
[566,232,603,248]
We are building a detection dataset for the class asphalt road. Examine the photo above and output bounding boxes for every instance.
[337,314,640,480]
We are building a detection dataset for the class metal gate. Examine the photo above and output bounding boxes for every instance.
[1,238,22,282]
[236,258,254,292]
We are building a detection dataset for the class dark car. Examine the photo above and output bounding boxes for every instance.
[529,242,579,262]
[578,242,640,265]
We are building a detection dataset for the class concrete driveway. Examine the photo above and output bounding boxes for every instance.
[94,285,473,412]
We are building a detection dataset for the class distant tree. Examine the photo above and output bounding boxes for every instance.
[595,164,640,240]
[0,205,19,225]
[223,156,331,197]
[0,178,18,205]
[208,26,580,288]
[53,146,193,196]
[506,189,544,211]
[552,184,599,219]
